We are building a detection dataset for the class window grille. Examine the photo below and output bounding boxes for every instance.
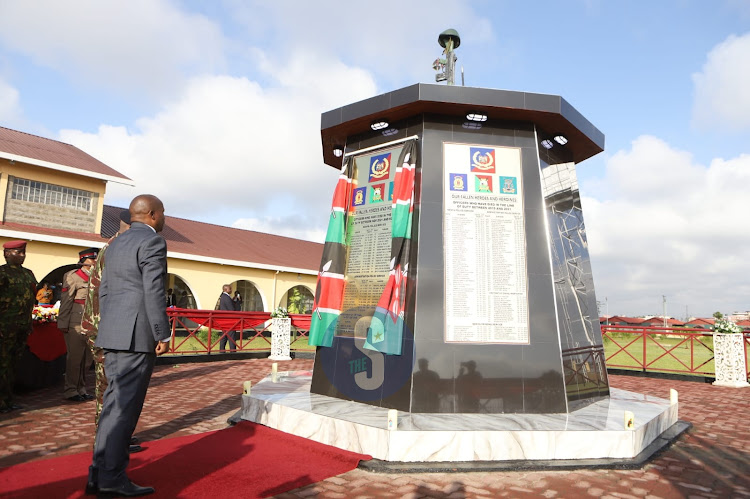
[10,177,93,212]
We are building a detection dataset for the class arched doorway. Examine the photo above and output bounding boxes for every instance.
[167,274,197,309]
[280,285,314,314]
[232,280,264,311]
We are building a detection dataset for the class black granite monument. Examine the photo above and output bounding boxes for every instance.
[310,83,610,414]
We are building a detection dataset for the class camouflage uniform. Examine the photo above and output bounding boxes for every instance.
[0,263,37,411]
[81,243,110,425]
[58,267,94,399]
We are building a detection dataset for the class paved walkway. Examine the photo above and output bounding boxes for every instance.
[1,358,748,498]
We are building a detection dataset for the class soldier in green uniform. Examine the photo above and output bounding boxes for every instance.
[81,241,113,424]
[0,240,37,413]
[58,248,98,402]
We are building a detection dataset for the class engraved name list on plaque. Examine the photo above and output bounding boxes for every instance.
[443,143,529,345]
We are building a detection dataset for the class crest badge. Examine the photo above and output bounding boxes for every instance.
[475,175,493,193]
[500,176,517,194]
[449,173,467,191]
[470,147,495,173]
[369,153,391,182]
[352,187,367,207]
[370,183,385,203]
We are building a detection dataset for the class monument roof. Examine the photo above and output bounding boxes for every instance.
[0,126,132,185]
[320,83,605,168]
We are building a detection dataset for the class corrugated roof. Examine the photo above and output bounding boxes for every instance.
[2,205,323,272]
[607,316,646,324]
[0,126,130,181]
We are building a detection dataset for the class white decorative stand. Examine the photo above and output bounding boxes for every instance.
[713,333,749,387]
[269,317,292,360]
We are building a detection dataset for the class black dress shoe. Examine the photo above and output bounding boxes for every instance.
[85,466,98,495]
[97,480,154,497]
[66,394,85,402]
[81,393,95,401]
[129,436,139,445]
[0,404,22,413]
[128,445,143,453]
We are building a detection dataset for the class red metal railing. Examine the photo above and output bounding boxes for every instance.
[165,308,312,355]
[601,324,750,379]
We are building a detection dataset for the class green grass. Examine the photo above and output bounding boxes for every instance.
[603,333,725,376]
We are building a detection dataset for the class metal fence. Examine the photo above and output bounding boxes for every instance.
[601,324,750,379]
[165,308,311,355]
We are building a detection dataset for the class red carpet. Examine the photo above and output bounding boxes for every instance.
[0,421,370,498]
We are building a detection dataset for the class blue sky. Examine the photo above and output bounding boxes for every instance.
[1,0,749,318]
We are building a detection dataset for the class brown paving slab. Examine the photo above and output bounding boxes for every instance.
[1,362,749,499]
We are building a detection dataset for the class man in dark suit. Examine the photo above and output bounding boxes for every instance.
[87,195,170,497]
[218,284,238,352]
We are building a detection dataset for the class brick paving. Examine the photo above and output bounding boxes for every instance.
[1,358,749,498]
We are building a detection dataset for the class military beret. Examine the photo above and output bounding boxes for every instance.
[78,247,99,261]
[3,240,27,250]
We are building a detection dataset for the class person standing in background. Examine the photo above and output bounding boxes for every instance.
[58,248,99,402]
[0,240,36,413]
[218,284,237,352]
[36,282,53,305]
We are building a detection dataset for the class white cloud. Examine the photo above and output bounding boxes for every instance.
[692,32,750,131]
[59,50,377,243]
[0,0,225,99]
[226,0,494,86]
[0,77,23,125]
[233,216,326,244]
[583,135,750,317]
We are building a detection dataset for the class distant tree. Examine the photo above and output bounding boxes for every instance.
[287,287,304,314]
[713,311,724,319]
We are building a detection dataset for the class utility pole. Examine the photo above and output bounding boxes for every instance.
[662,295,667,328]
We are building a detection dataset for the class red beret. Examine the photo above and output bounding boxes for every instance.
[3,240,27,250]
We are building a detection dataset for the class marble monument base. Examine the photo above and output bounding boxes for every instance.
[231,371,680,464]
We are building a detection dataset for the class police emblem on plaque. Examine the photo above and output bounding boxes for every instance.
[369,153,391,182]
[470,147,495,174]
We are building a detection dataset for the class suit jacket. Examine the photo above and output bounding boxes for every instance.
[218,292,234,311]
[95,222,170,353]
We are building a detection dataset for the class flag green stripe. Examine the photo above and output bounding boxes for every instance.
[392,204,412,239]
[309,310,339,347]
[324,212,346,244]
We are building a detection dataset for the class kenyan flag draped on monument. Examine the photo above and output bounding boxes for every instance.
[364,140,417,356]
[308,157,353,347]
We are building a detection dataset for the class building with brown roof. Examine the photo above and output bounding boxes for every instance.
[0,126,320,312]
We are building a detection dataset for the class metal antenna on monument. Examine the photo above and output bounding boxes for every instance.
[433,29,461,85]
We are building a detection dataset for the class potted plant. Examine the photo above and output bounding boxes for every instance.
[711,318,749,387]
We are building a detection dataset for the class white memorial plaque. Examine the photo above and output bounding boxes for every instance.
[443,143,529,344]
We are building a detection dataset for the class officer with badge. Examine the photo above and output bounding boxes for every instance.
[0,240,37,413]
[58,248,98,402]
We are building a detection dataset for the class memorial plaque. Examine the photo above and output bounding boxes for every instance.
[443,143,529,344]
[337,145,404,336]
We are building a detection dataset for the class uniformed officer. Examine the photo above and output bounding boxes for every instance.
[0,240,37,413]
[58,247,98,402]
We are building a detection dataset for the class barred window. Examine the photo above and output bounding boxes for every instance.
[10,177,93,212]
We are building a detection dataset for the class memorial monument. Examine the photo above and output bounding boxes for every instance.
[235,31,682,465]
